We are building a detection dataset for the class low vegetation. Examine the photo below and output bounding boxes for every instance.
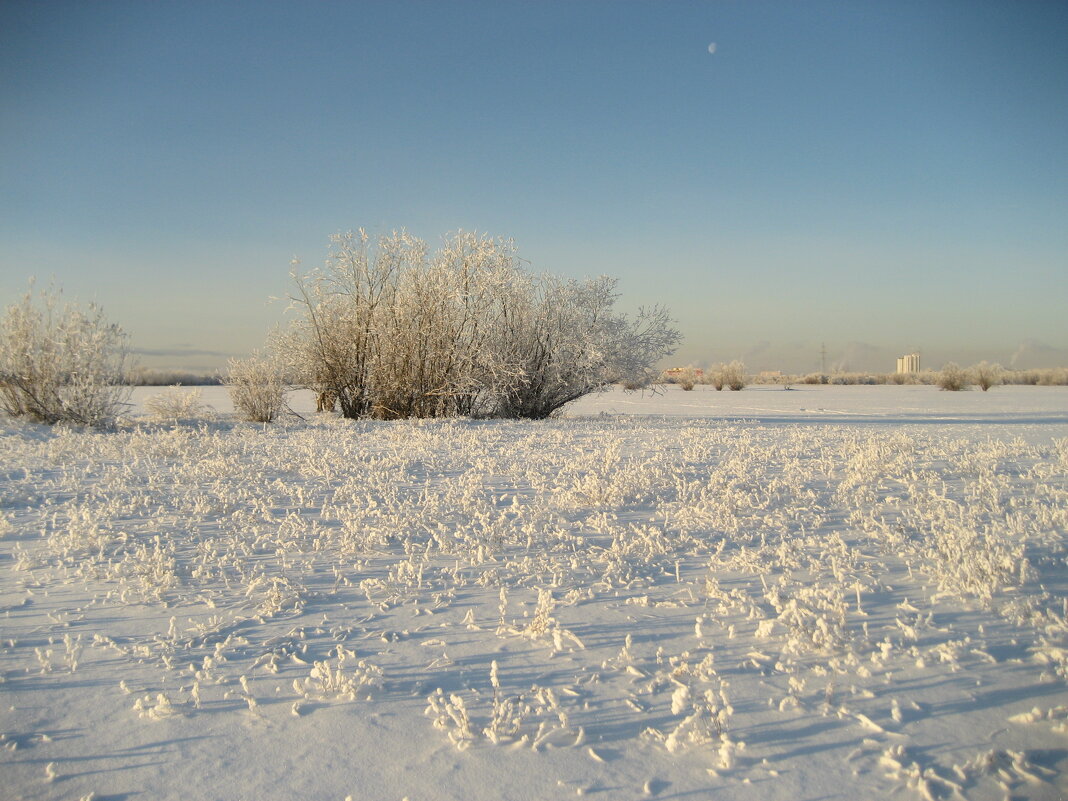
[0,283,129,426]
[720,360,747,391]
[750,366,1067,387]
[144,385,211,422]
[274,230,680,420]
[937,362,971,391]
[227,349,288,422]
[972,361,1004,392]
[1,416,1064,798]
[126,368,223,386]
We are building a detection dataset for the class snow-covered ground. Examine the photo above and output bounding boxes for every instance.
[127,382,1068,426]
[2,385,1066,800]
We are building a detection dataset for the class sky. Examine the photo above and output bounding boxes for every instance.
[2,0,1066,374]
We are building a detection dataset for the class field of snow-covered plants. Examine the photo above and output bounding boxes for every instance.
[2,385,1067,801]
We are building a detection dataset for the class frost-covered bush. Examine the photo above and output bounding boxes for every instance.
[830,372,882,385]
[0,282,130,426]
[998,367,1068,386]
[144,385,209,421]
[228,349,287,422]
[937,362,970,391]
[279,230,500,419]
[489,273,679,418]
[971,361,1003,392]
[709,367,725,391]
[277,229,680,420]
[373,232,517,419]
[1032,367,1068,386]
[721,360,746,391]
[669,366,699,391]
[1039,367,1068,385]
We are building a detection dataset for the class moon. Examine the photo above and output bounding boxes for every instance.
[708,42,717,55]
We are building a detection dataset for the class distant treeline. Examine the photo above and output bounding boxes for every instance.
[662,365,1068,389]
[749,367,1068,387]
[125,368,224,386]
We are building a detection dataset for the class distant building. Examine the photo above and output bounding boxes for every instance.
[896,353,920,374]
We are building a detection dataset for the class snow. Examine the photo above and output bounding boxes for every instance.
[127,382,1068,427]
[2,385,1067,800]
[570,383,1068,426]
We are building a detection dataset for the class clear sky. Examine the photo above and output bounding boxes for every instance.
[2,0,1066,374]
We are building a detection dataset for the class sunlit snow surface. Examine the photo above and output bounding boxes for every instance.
[2,385,1066,801]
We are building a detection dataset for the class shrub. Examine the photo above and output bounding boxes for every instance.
[937,362,970,391]
[488,273,679,418]
[1004,367,1068,386]
[721,360,746,391]
[673,366,699,391]
[915,369,939,386]
[1036,367,1068,386]
[228,350,287,422]
[278,230,680,420]
[1016,370,1040,386]
[971,361,1003,392]
[144,385,210,421]
[279,230,513,419]
[0,283,130,426]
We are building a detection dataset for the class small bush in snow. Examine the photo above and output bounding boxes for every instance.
[144,385,209,421]
[938,362,970,391]
[0,282,130,426]
[971,361,1003,392]
[1032,367,1068,386]
[228,350,287,422]
[671,367,699,391]
[721,360,747,391]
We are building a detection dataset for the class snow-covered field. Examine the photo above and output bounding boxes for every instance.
[2,385,1067,801]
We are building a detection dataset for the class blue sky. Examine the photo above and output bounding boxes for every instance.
[2,0,1066,373]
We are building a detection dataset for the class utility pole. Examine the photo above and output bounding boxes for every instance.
[820,342,827,374]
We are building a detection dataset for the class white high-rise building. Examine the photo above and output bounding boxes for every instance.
[896,353,921,374]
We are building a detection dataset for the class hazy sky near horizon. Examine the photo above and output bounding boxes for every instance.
[2,0,1066,374]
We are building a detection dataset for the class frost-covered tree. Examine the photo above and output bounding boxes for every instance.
[275,229,680,419]
[0,282,130,426]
